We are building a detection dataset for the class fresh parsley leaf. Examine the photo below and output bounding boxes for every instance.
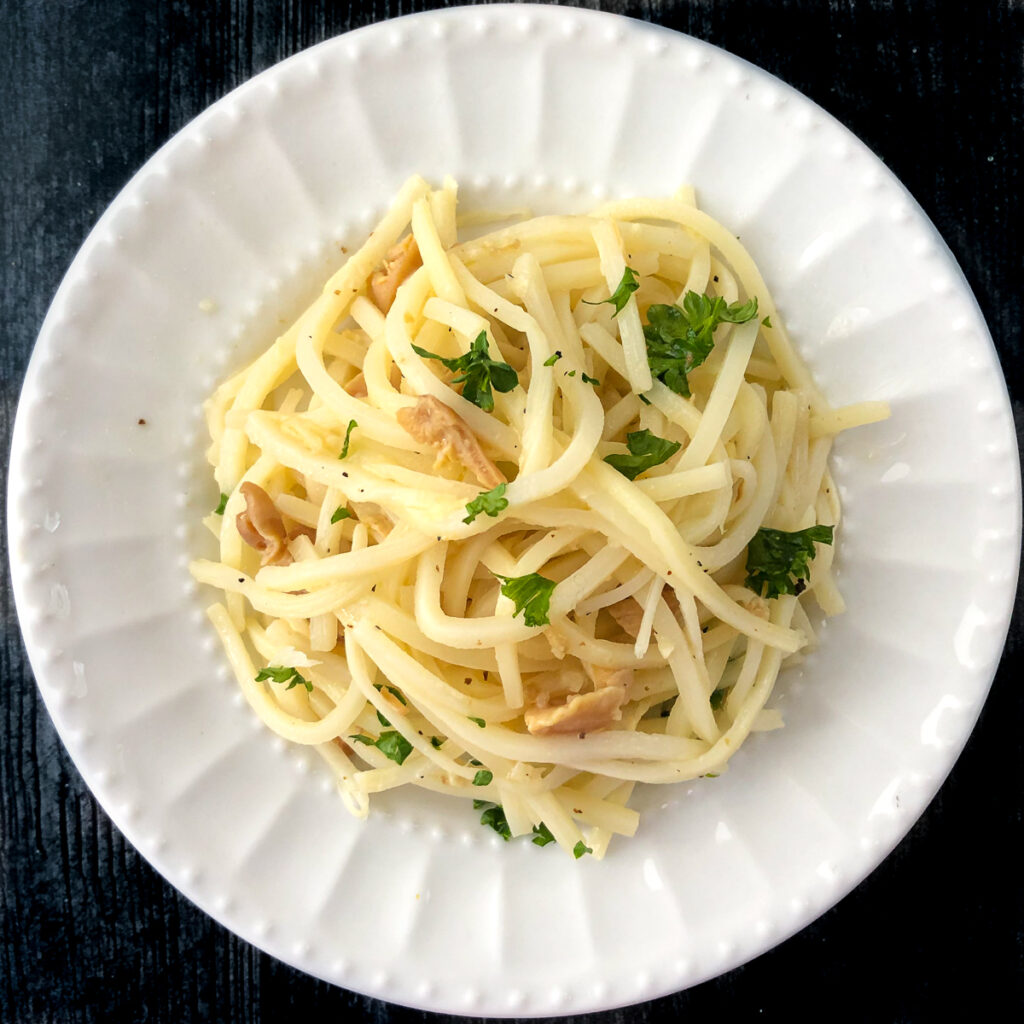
[703,772,720,778]
[376,710,391,728]
[637,393,652,406]
[413,330,518,412]
[479,803,512,840]
[710,688,727,710]
[472,769,493,786]
[468,716,486,728]
[744,525,834,599]
[338,419,357,459]
[348,728,412,765]
[430,736,444,749]
[374,683,407,705]
[255,665,312,693]
[472,799,488,810]
[214,493,228,515]
[330,506,352,523]
[643,292,759,397]
[762,315,773,328]
[581,372,601,386]
[494,572,557,628]
[603,428,681,481]
[531,823,556,847]
[543,351,562,367]
[566,370,576,377]
[463,482,509,524]
[584,266,640,316]
[375,730,413,765]
[573,840,593,859]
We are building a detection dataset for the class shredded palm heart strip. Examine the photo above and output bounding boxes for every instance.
[191,176,888,859]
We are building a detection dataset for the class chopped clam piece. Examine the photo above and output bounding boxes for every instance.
[370,235,421,313]
[236,482,291,566]
[397,394,505,489]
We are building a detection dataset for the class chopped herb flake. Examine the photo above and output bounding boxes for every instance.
[255,665,312,693]
[762,315,773,328]
[543,351,562,367]
[710,688,727,710]
[494,572,557,628]
[375,730,413,765]
[430,736,444,749]
[338,419,357,459]
[330,506,352,523]
[531,823,556,847]
[745,525,834,599]
[643,291,758,397]
[214,493,228,515]
[468,716,486,728]
[584,266,640,316]
[374,683,407,705]
[573,840,593,859]
[479,803,512,840]
[413,330,518,412]
[463,482,509,524]
[581,372,601,386]
[472,769,493,786]
[603,428,681,481]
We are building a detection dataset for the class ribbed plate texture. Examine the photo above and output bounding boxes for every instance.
[8,5,1020,1016]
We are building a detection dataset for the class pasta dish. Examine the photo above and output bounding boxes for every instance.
[190,176,887,858]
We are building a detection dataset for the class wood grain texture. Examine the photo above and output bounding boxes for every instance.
[2,1,1021,1021]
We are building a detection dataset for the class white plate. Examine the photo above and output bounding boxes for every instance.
[8,4,1020,1017]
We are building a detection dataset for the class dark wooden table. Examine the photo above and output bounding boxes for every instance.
[2,2,1021,1020]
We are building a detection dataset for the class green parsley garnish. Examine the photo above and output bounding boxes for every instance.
[581,372,601,386]
[603,428,681,481]
[255,665,312,693]
[330,506,352,523]
[463,482,509,525]
[214,493,228,515]
[573,840,593,859]
[376,731,413,765]
[472,769,493,787]
[762,315,773,328]
[531,823,556,847]
[543,351,562,367]
[376,709,391,728]
[348,730,413,765]
[430,736,444,749]
[374,683,407,705]
[584,266,640,316]
[494,572,557,628]
[468,716,486,728]
[643,291,758,397]
[338,419,357,459]
[412,330,518,412]
[479,803,512,840]
[637,393,652,406]
[710,688,727,710]
[744,525,834,599]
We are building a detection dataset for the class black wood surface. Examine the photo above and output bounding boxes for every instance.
[2,1,1021,1021]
